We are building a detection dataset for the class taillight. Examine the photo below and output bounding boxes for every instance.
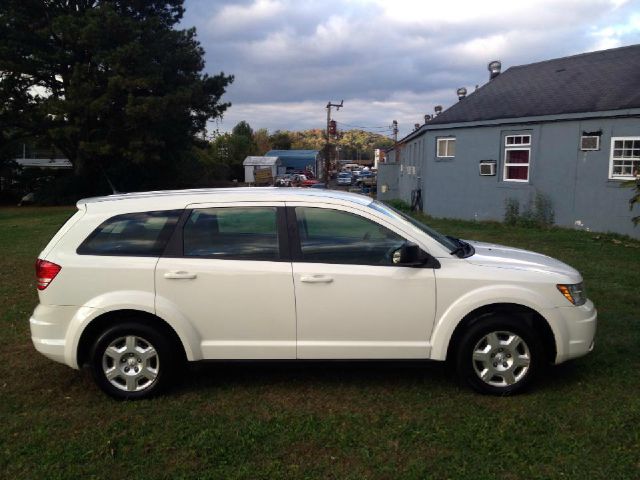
[36,259,62,290]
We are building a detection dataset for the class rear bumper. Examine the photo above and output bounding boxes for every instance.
[30,304,83,369]
[551,299,597,364]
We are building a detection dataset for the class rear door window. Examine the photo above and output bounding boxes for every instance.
[183,207,280,261]
[77,210,181,256]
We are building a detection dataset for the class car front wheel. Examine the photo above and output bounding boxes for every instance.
[456,315,542,395]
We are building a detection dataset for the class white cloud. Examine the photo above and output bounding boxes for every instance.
[375,0,614,28]
[212,89,455,137]
[208,0,284,34]
[590,13,640,50]
[183,0,640,137]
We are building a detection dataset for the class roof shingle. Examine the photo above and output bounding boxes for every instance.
[428,44,640,125]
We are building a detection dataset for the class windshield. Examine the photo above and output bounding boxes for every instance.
[369,201,459,252]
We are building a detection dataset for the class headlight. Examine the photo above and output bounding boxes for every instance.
[557,283,586,306]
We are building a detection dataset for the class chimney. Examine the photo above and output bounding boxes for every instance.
[488,60,501,80]
[456,87,467,100]
[434,105,443,116]
[424,114,432,123]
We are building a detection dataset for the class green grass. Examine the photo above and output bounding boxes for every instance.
[1,206,639,479]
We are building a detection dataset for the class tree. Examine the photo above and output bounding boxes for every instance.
[269,131,292,150]
[337,129,392,160]
[253,128,271,155]
[195,121,258,182]
[0,0,233,194]
[232,120,253,139]
[291,129,325,151]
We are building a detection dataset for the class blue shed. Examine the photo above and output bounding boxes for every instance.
[378,44,640,238]
[265,150,319,175]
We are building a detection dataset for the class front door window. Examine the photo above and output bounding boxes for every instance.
[294,207,405,265]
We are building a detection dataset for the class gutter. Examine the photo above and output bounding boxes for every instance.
[389,108,640,151]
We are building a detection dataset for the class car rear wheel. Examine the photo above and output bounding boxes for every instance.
[90,321,177,399]
[456,315,542,395]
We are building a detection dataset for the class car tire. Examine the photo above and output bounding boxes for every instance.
[89,321,179,400]
[455,314,542,395]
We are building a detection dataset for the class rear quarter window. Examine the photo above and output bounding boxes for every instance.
[77,210,181,256]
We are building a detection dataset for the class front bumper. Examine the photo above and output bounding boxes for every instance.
[551,299,597,364]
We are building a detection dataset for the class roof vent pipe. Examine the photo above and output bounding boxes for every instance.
[434,105,443,116]
[456,87,467,100]
[488,60,501,80]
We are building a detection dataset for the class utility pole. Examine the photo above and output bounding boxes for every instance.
[392,120,398,163]
[325,100,343,185]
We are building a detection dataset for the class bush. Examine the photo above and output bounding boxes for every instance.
[532,190,555,226]
[504,192,555,228]
[0,189,21,205]
[31,173,96,205]
[624,177,640,226]
[504,198,520,225]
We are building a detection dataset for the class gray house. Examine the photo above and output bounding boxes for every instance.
[378,44,640,237]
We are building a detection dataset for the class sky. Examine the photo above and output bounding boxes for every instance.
[182,0,640,138]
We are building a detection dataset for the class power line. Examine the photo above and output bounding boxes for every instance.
[335,121,392,131]
[337,126,391,132]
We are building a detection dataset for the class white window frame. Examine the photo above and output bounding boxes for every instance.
[580,135,600,151]
[503,134,531,183]
[436,137,456,158]
[505,134,531,146]
[609,136,640,180]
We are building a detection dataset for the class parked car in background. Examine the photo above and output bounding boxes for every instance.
[355,171,376,186]
[293,169,316,180]
[275,174,293,187]
[337,172,354,186]
[291,174,319,187]
[342,163,360,171]
[31,188,596,399]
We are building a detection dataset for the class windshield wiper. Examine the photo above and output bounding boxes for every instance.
[447,236,464,256]
[447,236,474,258]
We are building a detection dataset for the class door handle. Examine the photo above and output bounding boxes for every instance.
[300,275,334,284]
[163,271,197,280]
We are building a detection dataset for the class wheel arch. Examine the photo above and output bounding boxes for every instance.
[444,303,557,364]
[76,309,188,368]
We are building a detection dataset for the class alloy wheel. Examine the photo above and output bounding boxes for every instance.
[471,330,531,387]
[101,335,160,392]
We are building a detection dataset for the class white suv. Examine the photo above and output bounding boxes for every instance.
[30,188,597,398]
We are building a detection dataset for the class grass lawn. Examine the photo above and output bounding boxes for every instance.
[1,205,639,479]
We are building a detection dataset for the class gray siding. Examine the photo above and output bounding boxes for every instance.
[376,163,400,201]
[383,116,640,237]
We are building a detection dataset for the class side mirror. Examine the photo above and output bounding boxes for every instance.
[392,243,440,268]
